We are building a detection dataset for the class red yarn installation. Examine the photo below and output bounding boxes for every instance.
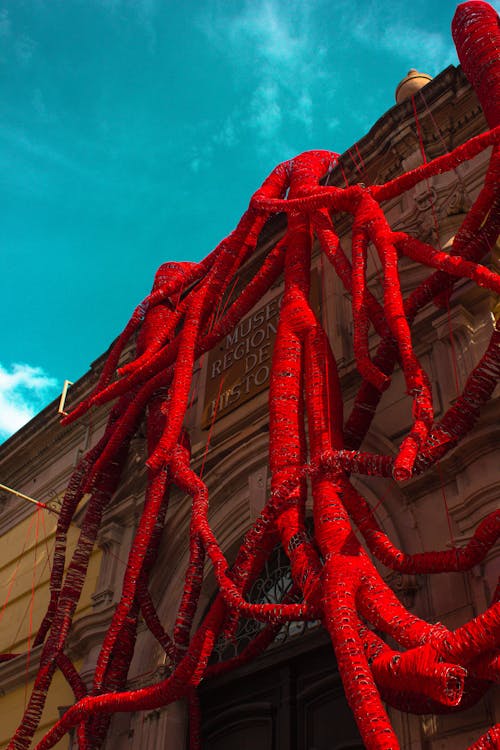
[4,3,500,750]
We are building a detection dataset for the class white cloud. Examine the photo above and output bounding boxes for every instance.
[1,123,89,176]
[0,8,11,38]
[188,141,214,174]
[327,117,340,132]
[220,0,306,66]
[0,7,37,66]
[15,33,36,65]
[32,88,57,124]
[293,92,313,131]
[103,0,159,51]
[250,82,283,139]
[0,364,59,441]
[190,156,201,174]
[350,6,456,72]
[213,116,238,148]
[199,0,328,150]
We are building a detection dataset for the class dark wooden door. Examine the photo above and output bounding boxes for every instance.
[200,633,363,750]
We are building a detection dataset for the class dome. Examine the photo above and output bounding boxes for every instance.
[395,68,433,103]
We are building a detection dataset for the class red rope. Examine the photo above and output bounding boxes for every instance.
[200,375,226,479]
[355,144,367,177]
[0,511,38,626]
[25,508,41,707]
[339,161,350,188]
[437,462,456,551]
[4,5,500,750]
[446,299,462,398]
[414,87,463,397]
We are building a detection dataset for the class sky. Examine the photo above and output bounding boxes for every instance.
[2,0,499,440]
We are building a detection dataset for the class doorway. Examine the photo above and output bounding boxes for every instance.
[200,630,363,750]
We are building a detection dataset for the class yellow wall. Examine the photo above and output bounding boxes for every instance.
[0,660,83,750]
[0,507,102,748]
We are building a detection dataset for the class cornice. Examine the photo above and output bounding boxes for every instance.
[401,408,500,499]
[0,618,105,693]
[326,66,486,204]
[0,646,44,693]
[67,603,116,659]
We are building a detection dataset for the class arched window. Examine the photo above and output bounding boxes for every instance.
[211,526,320,663]
[201,532,364,750]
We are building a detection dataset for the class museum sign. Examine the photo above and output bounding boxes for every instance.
[203,273,320,427]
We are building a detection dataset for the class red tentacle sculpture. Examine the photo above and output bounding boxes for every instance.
[4,3,500,749]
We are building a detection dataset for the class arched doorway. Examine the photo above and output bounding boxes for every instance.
[200,540,363,750]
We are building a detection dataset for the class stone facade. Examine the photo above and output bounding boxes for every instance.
[0,64,498,749]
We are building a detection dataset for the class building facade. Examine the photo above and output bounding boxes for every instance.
[0,64,498,750]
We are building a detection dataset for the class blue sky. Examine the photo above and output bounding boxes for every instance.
[2,0,498,439]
